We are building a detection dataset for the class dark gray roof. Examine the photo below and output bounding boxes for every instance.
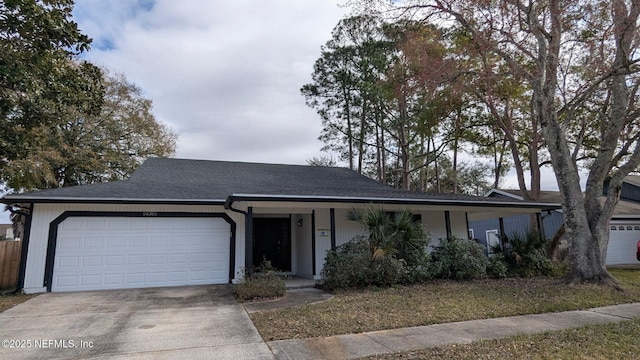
[2,158,559,208]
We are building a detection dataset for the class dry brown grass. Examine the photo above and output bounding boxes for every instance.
[251,267,640,341]
[0,293,35,312]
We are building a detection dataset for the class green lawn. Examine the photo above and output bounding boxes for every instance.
[250,267,640,341]
[363,319,640,359]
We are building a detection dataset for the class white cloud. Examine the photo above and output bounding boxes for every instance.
[0,0,348,223]
[73,0,348,163]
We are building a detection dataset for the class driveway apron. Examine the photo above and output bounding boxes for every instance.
[0,285,274,360]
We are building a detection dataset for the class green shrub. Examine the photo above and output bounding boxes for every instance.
[499,230,554,277]
[550,259,569,277]
[235,259,286,301]
[404,255,435,283]
[430,237,488,280]
[320,236,408,291]
[487,254,509,278]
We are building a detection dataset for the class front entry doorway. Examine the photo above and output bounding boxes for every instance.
[252,217,291,271]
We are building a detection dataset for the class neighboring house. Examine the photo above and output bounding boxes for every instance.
[469,190,564,254]
[1,158,557,293]
[469,184,640,266]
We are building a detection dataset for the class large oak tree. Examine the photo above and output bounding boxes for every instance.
[353,0,640,284]
[1,1,177,193]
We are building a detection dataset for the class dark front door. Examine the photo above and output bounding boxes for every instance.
[253,218,291,271]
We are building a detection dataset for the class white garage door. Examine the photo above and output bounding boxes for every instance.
[52,217,230,292]
[607,223,640,265]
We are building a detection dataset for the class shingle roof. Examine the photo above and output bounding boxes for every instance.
[2,158,558,208]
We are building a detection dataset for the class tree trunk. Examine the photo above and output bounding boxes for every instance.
[357,99,367,174]
[341,85,354,171]
[375,110,382,182]
[452,111,460,194]
[536,0,616,286]
[548,224,565,261]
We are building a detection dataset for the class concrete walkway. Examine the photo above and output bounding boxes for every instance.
[267,302,640,360]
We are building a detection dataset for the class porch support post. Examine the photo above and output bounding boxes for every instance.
[536,212,545,237]
[465,213,470,239]
[311,210,316,276]
[444,210,452,239]
[498,217,505,248]
[330,208,336,250]
[245,206,253,269]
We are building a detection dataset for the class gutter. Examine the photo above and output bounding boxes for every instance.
[227,194,561,210]
[0,197,227,205]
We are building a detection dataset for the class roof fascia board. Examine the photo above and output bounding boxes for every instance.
[611,216,640,220]
[0,197,227,205]
[229,193,560,210]
[2,193,562,210]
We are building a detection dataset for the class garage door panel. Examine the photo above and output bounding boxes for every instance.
[52,217,231,292]
[127,273,145,284]
[59,236,82,249]
[57,256,79,268]
[129,219,149,230]
[105,274,124,285]
[129,236,147,247]
[107,236,127,248]
[106,255,125,265]
[170,253,188,263]
[150,237,169,247]
[86,219,107,230]
[60,218,84,230]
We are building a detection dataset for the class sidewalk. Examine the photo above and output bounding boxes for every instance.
[266,302,640,360]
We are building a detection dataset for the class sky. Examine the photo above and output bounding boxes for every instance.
[1,0,563,223]
[72,0,350,165]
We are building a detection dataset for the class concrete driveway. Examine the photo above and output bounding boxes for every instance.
[0,285,274,360]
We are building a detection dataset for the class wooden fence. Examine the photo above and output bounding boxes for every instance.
[0,240,22,290]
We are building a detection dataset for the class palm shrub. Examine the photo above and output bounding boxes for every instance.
[495,230,554,277]
[345,207,430,268]
[320,208,429,290]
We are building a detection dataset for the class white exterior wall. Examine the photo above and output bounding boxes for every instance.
[334,208,366,247]
[314,208,331,278]
[24,203,244,293]
[450,211,469,239]
[23,200,483,292]
[419,210,447,244]
[295,214,313,278]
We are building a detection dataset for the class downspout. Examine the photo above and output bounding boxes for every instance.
[224,197,247,216]
[8,203,33,294]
